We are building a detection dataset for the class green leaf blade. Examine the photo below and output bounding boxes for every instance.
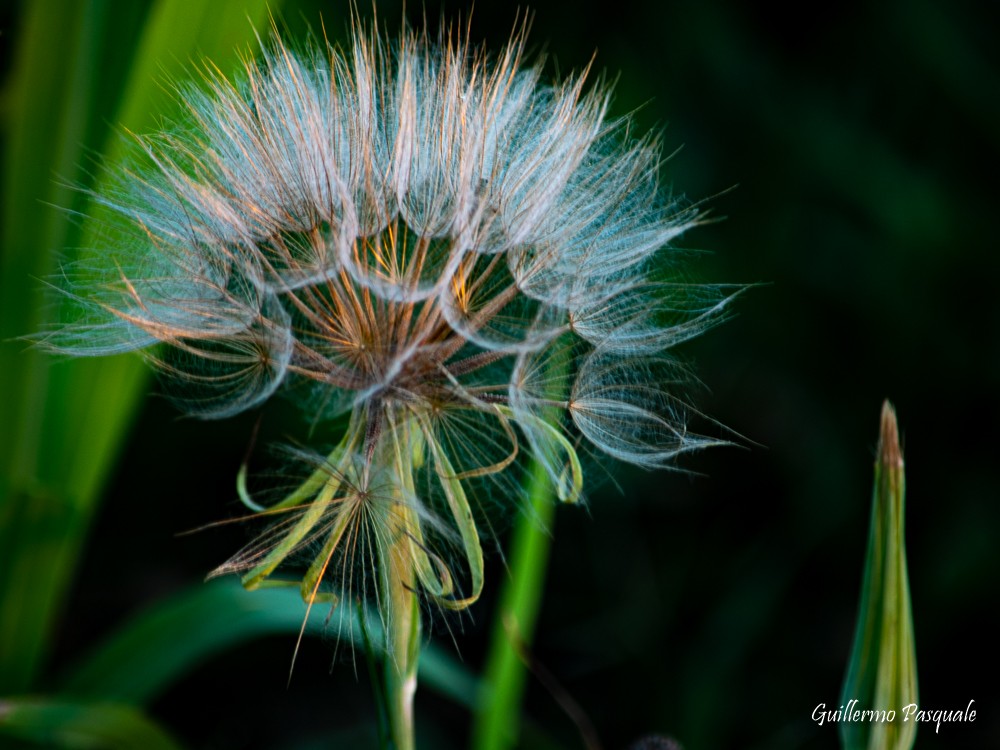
[839,401,918,750]
[0,698,183,750]
[0,0,281,694]
[60,579,476,711]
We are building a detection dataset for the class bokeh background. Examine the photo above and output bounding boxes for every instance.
[2,0,998,748]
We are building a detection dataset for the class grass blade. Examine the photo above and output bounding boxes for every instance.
[471,459,557,750]
[60,578,476,710]
[0,698,183,750]
[0,0,279,694]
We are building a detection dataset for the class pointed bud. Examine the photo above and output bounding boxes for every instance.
[839,401,918,750]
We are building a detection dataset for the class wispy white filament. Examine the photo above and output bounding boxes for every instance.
[44,17,735,606]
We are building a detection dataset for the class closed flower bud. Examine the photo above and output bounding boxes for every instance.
[839,401,919,750]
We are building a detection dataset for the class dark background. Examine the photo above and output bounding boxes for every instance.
[4,0,999,748]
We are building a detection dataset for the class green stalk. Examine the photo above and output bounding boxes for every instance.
[382,505,421,750]
[471,459,555,750]
[472,345,575,750]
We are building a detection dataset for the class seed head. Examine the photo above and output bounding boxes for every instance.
[45,18,734,612]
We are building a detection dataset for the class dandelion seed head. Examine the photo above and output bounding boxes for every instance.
[45,16,735,613]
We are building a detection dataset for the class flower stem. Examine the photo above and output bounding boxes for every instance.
[471,459,555,750]
[382,506,421,750]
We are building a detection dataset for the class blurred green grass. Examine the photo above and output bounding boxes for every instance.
[1,0,277,698]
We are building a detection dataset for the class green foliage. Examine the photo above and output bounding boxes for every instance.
[0,698,182,750]
[60,579,476,710]
[0,0,277,695]
[471,460,558,750]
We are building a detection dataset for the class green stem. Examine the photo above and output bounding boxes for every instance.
[471,460,555,750]
[382,505,421,750]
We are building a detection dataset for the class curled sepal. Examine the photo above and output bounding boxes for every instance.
[297,482,366,606]
[416,379,520,481]
[210,419,364,590]
[385,415,456,602]
[501,405,582,504]
[507,339,583,503]
[839,401,918,750]
[420,421,485,610]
